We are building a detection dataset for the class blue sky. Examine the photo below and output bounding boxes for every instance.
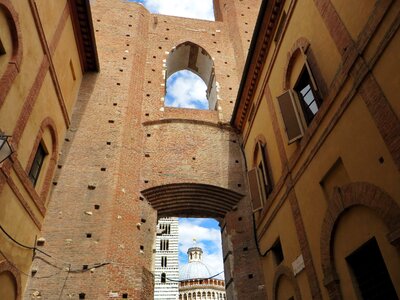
[127,0,215,21]
[128,0,214,110]
[165,70,209,109]
[179,218,224,278]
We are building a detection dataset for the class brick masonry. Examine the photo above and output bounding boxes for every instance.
[25,0,267,299]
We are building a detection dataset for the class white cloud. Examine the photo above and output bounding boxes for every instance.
[179,218,224,279]
[143,0,215,21]
[165,70,209,109]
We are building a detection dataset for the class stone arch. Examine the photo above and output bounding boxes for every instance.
[0,0,23,108]
[320,182,400,299]
[141,183,243,219]
[272,265,302,300]
[0,260,21,300]
[166,41,217,109]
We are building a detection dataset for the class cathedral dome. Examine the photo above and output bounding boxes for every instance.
[180,260,213,280]
[179,246,213,281]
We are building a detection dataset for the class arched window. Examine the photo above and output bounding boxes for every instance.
[0,1,22,108]
[247,138,274,211]
[161,272,166,283]
[165,42,217,110]
[278,39,326,143]
[24,118,59,209]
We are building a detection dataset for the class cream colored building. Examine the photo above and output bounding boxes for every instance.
[0,0,97,298]
[232,0,400,299]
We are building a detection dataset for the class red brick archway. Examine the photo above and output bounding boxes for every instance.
[141,183,243,219]
[272,264,302,300]
[320,182,400,299]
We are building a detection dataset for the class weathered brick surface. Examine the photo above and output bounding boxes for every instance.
[25,1,266,299]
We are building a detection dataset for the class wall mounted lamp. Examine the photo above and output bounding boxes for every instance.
[0,134,13,163]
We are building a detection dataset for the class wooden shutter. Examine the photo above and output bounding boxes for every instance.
[277,89,304,144]
[304,58,318,92]
[259,142,272,195]
[247,168,263,211]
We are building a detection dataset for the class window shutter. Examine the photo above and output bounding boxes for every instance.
[259,150,271,195]
[277,89,304,144]
[305,59,318,92]
[247,168,263,211]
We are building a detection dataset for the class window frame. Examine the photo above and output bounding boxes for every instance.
[161,273,166,283]
[293,64,322,126]
[247,141,274,211]
[28,142,47,186]
[278,45,324,144]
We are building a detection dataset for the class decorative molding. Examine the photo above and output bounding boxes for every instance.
[232,0,286,131]
[68,0,99,72]
[0,259,22,300]
[142,183,244,219]
[320,182,400,299]
[272,264,302,300]
[0,0,23,109]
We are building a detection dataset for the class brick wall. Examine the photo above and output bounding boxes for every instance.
[25,0,265,299]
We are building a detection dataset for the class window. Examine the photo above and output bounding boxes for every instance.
[28,142,47,186]
[278,53,323,144]
[271,238,284,265]
[160,240,169,251]
[247,141,274,211]
[346,238,397,300]
[161,256,167,267]
[165,42,217,110]
[294,66,322,126]
[0,38,5,55]
[159,223,170,235]
[161,273,166,283]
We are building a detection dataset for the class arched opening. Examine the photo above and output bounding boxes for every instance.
[144,183,265,299]
[272,265,301,300]
[166,42,217,110]
[0,0,22,108]
[332,206,399,299]
[165,70,209,110]
[142,183,243,219]
[320,182,400,299]
[161,272,166,283]
[0,271,17,300]
[154,216,226,300]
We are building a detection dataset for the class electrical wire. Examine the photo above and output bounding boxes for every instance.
[1,222,222,285]
[58,264,71,300]
[1,223,110,274]
[153,270,225,283]
[252,213,271,257]
[0,248,63,279]
[0,224,51,257]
